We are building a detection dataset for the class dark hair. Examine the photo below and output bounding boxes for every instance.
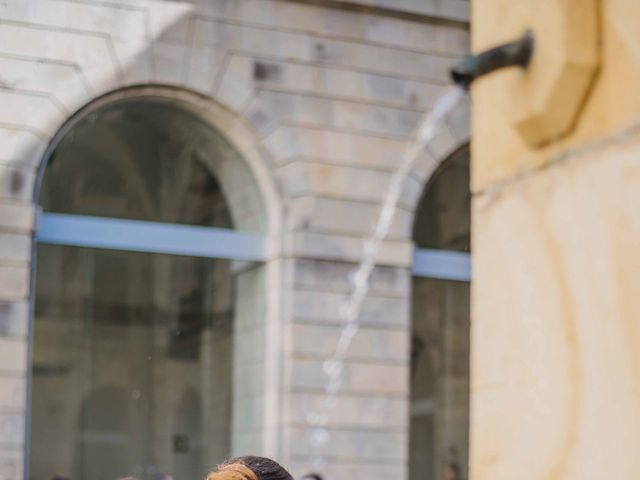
[208,456,294,480]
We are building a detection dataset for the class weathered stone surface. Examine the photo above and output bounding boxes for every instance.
[284,231,413,267]
[0,266,29,301]
[472,114,640,479]
[0,337,27,374]
[264,126,407,170]
[289,392,408,429]
[337,0,469,23]
[0,376,25,411]
[289,290,409,328]
[0,447,22,480]
[0,202,34,233]
[290,358,408,395]
[289,426,406,462]
[290,324,408,362]
[0,2,471,478]
[284,258,410,296]
[0,234,30,264]
[288,460,405,480]
[285,196,412,239]
[0,302,29,338]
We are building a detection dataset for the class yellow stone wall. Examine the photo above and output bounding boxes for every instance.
[471,1,640,479]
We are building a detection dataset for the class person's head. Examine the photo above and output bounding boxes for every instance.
[206,456,294,480]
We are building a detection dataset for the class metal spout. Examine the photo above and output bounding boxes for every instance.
[451,30,534,89]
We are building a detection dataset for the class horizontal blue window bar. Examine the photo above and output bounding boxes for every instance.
[412,248,471,281]
[36,213,471,281]
[36,213,266,262]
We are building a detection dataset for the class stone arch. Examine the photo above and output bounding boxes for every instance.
[405,95,471,220]
[33,85,283,236]
[26,84,286,479]
[407,96,471,480]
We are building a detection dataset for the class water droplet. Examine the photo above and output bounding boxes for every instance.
[323,359,343,379]
[309,427,329,447]
[306,412,328,426]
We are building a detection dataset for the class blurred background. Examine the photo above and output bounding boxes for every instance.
[1,1,639,480]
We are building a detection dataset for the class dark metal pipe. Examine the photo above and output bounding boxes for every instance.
[451,30,534,89]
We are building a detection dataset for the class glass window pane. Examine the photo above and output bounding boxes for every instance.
[40,99,234,228]
[30,245,233,480]
[31,98,240,480]
[410,146,471,480]
[413,148,470,252]
[410,278,470,480]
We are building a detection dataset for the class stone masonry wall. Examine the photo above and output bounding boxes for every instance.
[0,1,470,479]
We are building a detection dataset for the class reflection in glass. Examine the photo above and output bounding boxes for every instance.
[30,98,238,480]
[410,147,471,480]
[31,247,232,480]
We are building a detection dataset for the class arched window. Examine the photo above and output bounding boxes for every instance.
[29,96,260,480]
[410,146,471,480]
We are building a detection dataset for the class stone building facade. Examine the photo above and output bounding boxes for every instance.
[0,1,471,480]
[470,1,640,479]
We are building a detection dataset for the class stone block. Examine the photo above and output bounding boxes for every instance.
[332,0,469,22]
[112,38,153,86]
[148,1,192,43]
[0,23,119,96]
[0,376,25,411]
[289,290,408,328]
[184,45,226,95]
[363,14,436,51]
[0,302,28,338]
[332,101,423,138]
[0,0,146,41]
[285,231,413,267]
[0,90,62,134]
[0,202,34,233]
[290,324,408,363]
[288,426,406,462]
[446,94,472,144]
[0,127,45,171]
[244,91,331,136]
[289,392,408,429]
[316,37,453,83]
[0,265,29,301]
[288,460,405,480]
[426,122,461,162]
[0,166,35,202]
[0,447,22,480]
[436,25,471,55]
[0,56,91,115]
[0,234,30,264]
[285,196,412,240]
[216,55,256,112]
[0,337,27,374]
[276,162,395,204]
[263,126,407,170]
[290,357,408,396]
[0,413,24,445]
[223,54,447,109]
[149,40,189,85]
[195,18,314,63]
[285,258,410,296]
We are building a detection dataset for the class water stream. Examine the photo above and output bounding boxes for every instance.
[304,86,468,475]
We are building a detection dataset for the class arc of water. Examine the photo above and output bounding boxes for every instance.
[304,87,467,469]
